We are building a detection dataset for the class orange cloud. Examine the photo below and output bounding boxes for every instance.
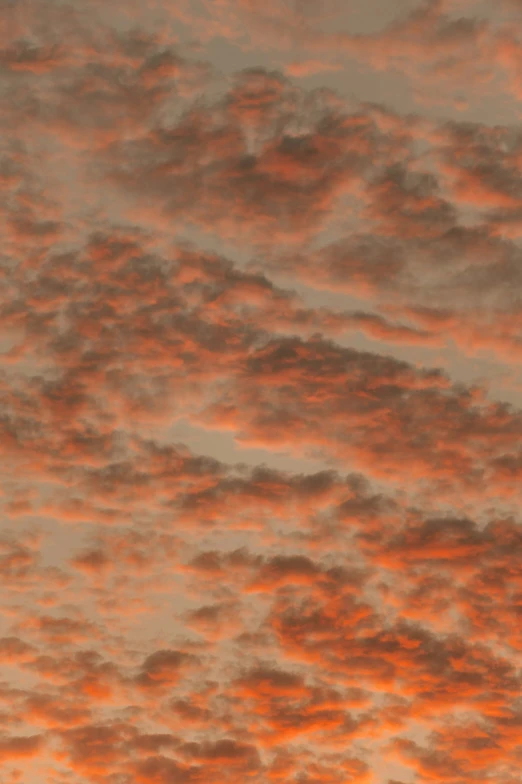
[4,2,522,782]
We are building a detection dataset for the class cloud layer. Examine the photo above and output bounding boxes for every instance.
[3,1,522,783]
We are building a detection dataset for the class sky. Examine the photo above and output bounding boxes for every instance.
[4,0,522,782]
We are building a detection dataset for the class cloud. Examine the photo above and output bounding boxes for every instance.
[0,735,44,762]
[5,1,522,783]
[135,650,193,690]
[194,333,522,505]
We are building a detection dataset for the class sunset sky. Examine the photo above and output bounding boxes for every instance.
[4,0,522,782]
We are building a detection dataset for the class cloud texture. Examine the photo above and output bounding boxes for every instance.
[3,1,522,782]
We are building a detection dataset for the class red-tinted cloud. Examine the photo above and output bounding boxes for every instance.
[4,2,522,783]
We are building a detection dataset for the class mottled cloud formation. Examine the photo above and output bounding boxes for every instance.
[3,1,522,783]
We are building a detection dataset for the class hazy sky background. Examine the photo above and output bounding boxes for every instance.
[3,0,522,782]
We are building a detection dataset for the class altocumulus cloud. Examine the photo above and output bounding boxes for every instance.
[3,1,522,783]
